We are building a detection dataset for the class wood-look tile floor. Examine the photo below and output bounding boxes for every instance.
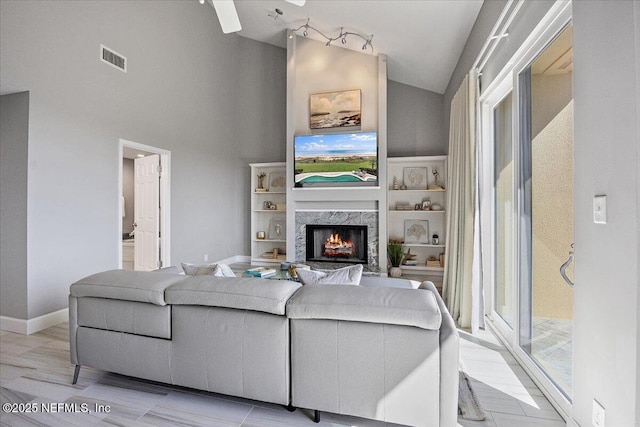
[1,323,565,427]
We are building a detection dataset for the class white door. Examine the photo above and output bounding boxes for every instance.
[134,154,160,271]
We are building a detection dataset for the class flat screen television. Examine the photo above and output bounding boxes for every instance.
[294,132,378,188]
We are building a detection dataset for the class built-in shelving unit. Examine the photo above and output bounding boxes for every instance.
[387,156,447,284]
[250,163,287,265]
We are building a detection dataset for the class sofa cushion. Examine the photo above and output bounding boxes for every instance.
[166,276,301,316]
[296,265,363,286]
[359,276,419,289]
[70,270,185,306]
[77,297,171,339]
[286,285,442,330]
[152,266,180,274]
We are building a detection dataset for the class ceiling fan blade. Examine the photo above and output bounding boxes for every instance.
[284,0,306,6]
[211,0,242,33]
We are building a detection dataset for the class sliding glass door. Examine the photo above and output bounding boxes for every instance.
[483,14,574,415]
[519,24,574,399]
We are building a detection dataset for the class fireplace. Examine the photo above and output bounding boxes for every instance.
[306,224,368,264]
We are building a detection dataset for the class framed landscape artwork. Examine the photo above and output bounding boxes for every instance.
[309,89,361,129]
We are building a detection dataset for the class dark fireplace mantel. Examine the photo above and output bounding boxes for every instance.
[306,224,368,264]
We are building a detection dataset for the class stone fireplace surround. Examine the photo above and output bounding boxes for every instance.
[295,210,379,273]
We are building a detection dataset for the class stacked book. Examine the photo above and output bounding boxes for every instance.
[402,260,418,266]
[395,203,413,211]
[245,267,276,278]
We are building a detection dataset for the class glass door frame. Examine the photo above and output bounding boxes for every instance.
[479,0,574,420]
[481,78,515,344]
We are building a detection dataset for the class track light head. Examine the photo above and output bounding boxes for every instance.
[290,20,374,53]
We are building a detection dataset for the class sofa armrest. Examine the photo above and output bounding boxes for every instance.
[421,281,459,427]
[70,270,185,306]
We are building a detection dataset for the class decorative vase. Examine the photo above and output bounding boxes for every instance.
[389,266,402,278]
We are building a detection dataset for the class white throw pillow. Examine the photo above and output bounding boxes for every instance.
[213,264,236,277]
[181,263,217,276]
[296,264,363,286]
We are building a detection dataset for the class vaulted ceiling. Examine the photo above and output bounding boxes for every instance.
[217,0,483,94]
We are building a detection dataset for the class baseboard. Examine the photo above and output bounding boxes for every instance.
[0,308,68,335]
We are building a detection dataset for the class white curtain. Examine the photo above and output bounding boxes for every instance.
[444,70,484,331]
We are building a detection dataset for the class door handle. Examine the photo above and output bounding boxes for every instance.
[559,243,574,288]
[133,222,137,228]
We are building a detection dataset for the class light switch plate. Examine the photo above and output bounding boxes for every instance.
[593,195,607,224]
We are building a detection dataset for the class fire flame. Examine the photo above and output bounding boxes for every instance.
[326,233,349,245]
[324,233,355,257]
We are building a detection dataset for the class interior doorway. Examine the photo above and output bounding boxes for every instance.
[118,139,171,271]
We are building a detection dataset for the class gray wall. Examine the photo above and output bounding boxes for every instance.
[636,5,640,423]
[445,0,640,425]
[0,92,29,320]
[122,159,134,235]
[572,2,639,426]
[0,0,286,319]
[387,80,446,156]
[444,1,556,127]
[444,0,507,129]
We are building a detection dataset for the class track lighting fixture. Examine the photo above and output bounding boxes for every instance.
[290,19,374,53]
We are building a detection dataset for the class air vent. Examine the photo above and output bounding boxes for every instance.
[100,44,127,73]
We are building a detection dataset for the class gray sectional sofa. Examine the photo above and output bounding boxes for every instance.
[69,270,459,427]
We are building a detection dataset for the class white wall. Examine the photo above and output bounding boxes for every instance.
[285,35,389,270]
[0,0,286,320]
[285,35,387,263]
[291,37,379,135]
[0,91,29,319]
